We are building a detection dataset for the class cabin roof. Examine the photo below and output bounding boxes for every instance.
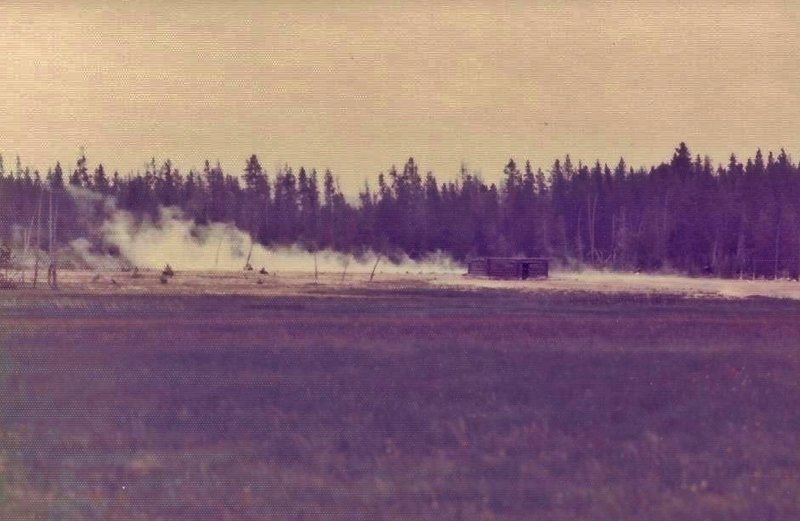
[468,257,549,262]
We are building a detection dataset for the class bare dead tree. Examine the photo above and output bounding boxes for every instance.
[21,213,33,285]
[369,254,381,282]
[33,186,44,288]
[244,239,255,271]
[48,189,59,290]
[774,214,782,280]
[48,187,53,256]
[214,236,223,268]
[54,190,59,288]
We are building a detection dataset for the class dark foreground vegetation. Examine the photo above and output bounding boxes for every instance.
[2,288,800,520]
[3,142,800,276]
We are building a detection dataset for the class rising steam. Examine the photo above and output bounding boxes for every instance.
[65,189,462,275]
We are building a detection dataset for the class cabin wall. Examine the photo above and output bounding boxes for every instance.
[526,260,549,278]
[487,259,520,278]
[467,258,549,279]
[467,259,489,276]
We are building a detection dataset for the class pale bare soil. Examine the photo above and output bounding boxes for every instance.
[446,270,800,300]
[14,268,800,300]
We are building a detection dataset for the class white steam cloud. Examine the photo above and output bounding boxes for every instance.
[64,189,462,275]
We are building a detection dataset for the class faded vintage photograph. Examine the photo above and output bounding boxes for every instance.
[2,1,800,519]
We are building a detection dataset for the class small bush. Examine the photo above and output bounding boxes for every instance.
[0,274,17,290]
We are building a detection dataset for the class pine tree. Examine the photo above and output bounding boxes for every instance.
[93,164,110,194]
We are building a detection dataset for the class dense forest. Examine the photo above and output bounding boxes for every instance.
[2,142,800,278]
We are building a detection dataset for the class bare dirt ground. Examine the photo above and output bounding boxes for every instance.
[447,270,800,300]
[12,268,800,300]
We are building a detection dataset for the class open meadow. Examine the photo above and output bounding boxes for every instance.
[2,271,800,520]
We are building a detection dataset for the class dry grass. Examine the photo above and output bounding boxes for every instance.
[2,279,800,520]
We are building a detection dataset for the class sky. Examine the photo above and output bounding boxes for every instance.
[1,0,799,192]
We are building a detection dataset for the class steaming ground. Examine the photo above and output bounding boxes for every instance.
[18,267,800,301]
[7,194,800,520]
[15,192,800,300]
[65,204,462,275]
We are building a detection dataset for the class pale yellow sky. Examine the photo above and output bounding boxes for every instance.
[1,0,799,191]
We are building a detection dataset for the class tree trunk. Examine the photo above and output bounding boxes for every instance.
[711,231,719,274]
[49,190,59,290]
[558,216,568,261]
[214,236,223,268]
[774,214,782,280]
[588,194,598,263]
[736,222,745,279]
[369,255,381,282]
[244,239,255,270]
[48,189,53,257]
[33,187,43,288]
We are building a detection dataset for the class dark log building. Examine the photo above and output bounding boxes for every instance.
[466,257,549,280]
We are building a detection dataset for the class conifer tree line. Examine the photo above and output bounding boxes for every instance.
[2,142,800,278]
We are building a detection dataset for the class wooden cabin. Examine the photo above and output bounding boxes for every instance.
[466,257,549,280]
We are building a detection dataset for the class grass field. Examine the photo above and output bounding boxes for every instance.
[2,278,800,520]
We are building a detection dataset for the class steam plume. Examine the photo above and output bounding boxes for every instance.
[63,188,462,275]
